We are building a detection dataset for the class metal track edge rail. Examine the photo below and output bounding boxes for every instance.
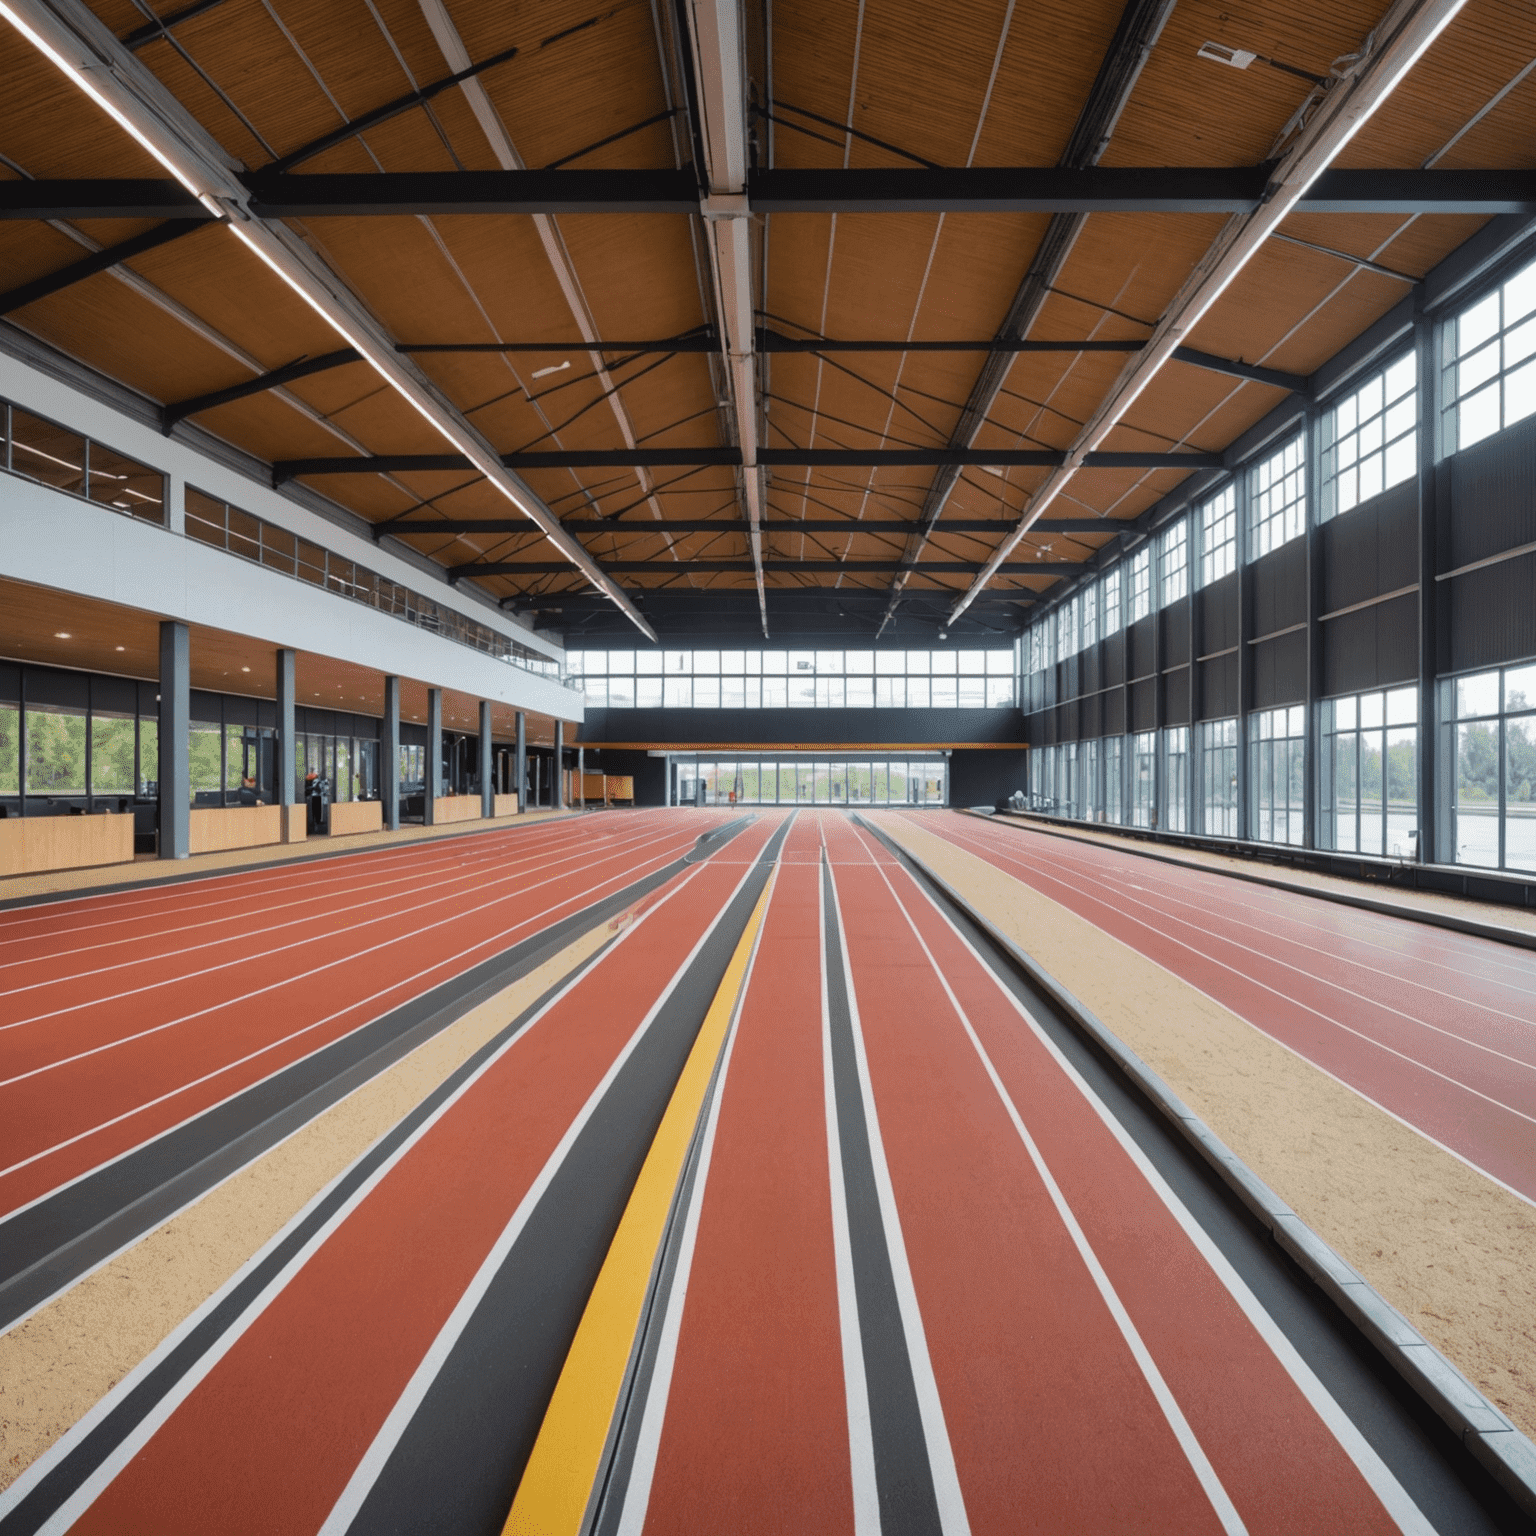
[853,812,1536,1520]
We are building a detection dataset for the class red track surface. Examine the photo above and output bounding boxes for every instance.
[642,818,854,1533]
[622,814,1421,1533]
[67,815,781,1536]
[893,811,1536,1202]
[0,810,727,1219]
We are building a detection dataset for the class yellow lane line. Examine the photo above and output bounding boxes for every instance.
[503,868,777,1536]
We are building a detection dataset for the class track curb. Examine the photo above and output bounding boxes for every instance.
[857,813,1536,1521]
[970,808,1536,954]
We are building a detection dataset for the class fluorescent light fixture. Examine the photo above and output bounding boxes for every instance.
[54,631,71,638]
[1197,41,1257,69]
[531,361,571,380]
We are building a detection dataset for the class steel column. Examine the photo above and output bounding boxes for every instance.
[479,700,493,819]
[513,710,526,813]
[426,688,442,824]
[157,620,189,860]
[1416,310,1441,863]
[1304,400,1323,849]
[553,720,565,810]
[276,648,296,836]
[383,676,401,831]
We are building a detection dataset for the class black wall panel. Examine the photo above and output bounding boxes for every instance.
[1196,572,1238,655]
[1445,412,1536,570]
[1129,616,1156,680]
[1252,629,1307,709]
[1250,540,1307,637]
[1104,688,1126,735]
[580,706,1025,746]
[583,748,666,805]
[1081,649,1102,697]
[1103,640,1125,688]
[1320,481,1418,613]
[1448,550,1536,673]
[951,749,1030,807]
[1165,666,1191,725]
[1322,593,1419,696]
[1198,652,1238,720]
[1160,603,1190,668]
[1081,690,1104,739]
[1131,677,1156,731]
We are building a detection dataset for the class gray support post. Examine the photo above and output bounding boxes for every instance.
[553,719,565,809]
[514,711,526,813]
[1416,310,1440,864]
[479,700,493,819]
[1304,400,1323,849]
[1186,524,1200,835]
[1235,465,1253,842]
[276,649,296,808]
[383,676,401,831]
[577,746,585,809]
[158,620,189,860]
[1152,540,1164,830]
[426,687,442,825]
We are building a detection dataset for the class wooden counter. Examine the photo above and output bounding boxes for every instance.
[0,812,135,876]
[328,801,383,837]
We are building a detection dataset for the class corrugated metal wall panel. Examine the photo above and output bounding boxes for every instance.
[1132,677,1156,730]
[1252,629,1307,709]
[1446,413,1536,570]
[1323,592,1418,695]
[1199,652,1239,719]
[1162,603,1190,666]
[1251,540,1307,637]
[1448,550,1536,672]
[1130,615,1156,679]
[1103,640,1125,688]
[1321,480,1417,612]
[1104,687,1126,735]
[1196,571,1239,653]
[1165,666,1191,724]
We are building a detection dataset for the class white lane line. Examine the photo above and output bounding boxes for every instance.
[0,865,695,1535]
[0,810,638,946]
[0,839,698,1199]
[0,821,684,1026]
[609,853,778,1536]
[879,844,1437,1536]
[826,858,971,1536]
[820,856,882,1536]
[0,826,690,1085]
[864,851,1246,1536]
[957,820,1536,1039]
[920,819,1536,1128]
[0,815,609,977]
[319,849,768,1536]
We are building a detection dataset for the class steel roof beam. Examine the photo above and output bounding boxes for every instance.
[449,559,1088,578]
[1,0,657,640]
[277,448,1221,477]
[0,218,207,315]
[380,516,1120,536]
[950,0,1474,624]
[4,168,1532,220]
[162,348,363,430]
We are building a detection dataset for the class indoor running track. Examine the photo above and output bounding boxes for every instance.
[0,812,1504,1534]
[890,811,1536,1205]
[0,808,730,1221]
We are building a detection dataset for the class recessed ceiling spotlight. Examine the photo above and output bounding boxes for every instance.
[531,360,571,381]
[115,645,126,651]
[241,666,250,672]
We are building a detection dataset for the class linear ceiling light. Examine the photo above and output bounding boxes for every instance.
[0,0,657,643]
[947,0,1469,625]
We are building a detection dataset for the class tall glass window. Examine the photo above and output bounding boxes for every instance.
[1102,568,1122,636]
[1250,705,1306,845]
[24,704,86,795]
[1199,486,1236,587]
[1128,549,1151,623]
[1159,518,1188,609]
[1320,355,1416,520]
[1083,737,1102,822]
[1161,726,1189,832]
[1249,436,1306,557]
[1449,662,1536,872]
[1319,687,1418,856]
[1198,719,1238,836]
[1130,731,1157,827]
[1104,735,1124,825]
[1081,583,1098,650]
[1442,254,1536,454]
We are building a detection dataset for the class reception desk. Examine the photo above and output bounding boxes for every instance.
[188,804,292,855]
[328,801,383,837]
[0,811,135,877]
[493,793,519,817]
[432,796,482,825]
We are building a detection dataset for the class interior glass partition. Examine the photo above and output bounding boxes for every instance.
[672,755,948,807]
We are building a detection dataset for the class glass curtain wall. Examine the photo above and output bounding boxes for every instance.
[1162,726,1189,832]
[1250,706,1306,845]
[1198,719,1238,836]
[1319,687,1418,856]
[1104,736,1124,825]
[675,757,948,806]
[1130,731,1157,827]
[1448,662,1536,871]
[1083,737,1102,822]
